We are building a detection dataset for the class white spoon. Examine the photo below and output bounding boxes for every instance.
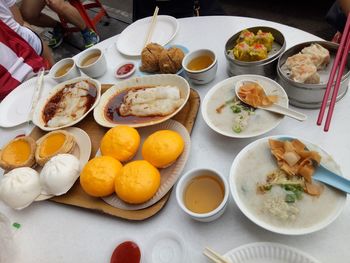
[235,80,307,122]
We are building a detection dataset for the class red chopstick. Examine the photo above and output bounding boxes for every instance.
[317,13,350,131]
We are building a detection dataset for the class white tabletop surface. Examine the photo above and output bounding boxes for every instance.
[1,16,349,263]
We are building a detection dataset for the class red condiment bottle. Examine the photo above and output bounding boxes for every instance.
[110,241,141,263]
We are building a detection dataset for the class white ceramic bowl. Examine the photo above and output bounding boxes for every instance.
[201,75,288,138]
[50,58,81,83]
[182,49,218,85]
[229,135,347,235]
[176,168,229,222]
[77,48,107,78]
[32,76,101,131]
[93,74,190,128]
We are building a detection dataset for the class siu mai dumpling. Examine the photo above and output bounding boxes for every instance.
[290,63,320,84]
[233,42,251,61]
[236,29,255,45]
[249,43,268,61]
[255,30,274,52]
[301,43,330,69]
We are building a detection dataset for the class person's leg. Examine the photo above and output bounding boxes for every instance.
[46,0,85,30]
[20,0,57,28]
[46,0,99,48]
[42,42,55,67]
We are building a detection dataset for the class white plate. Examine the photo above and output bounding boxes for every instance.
[35,127,92,201]
[202,75,288,138]
[224,242,321,263]
[93,74,190,128]
[102,119,191,210]
[0,76,56,128]
[32,77,101,131]
[116,15,179,57]
[230,135,347,235]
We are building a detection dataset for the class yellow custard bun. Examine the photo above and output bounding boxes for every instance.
[0,136,36,171]
[142,130,185,168]
[35,130,76,166]
[115,160,160,204]
[80,156,123,197]
[100,126,140,162]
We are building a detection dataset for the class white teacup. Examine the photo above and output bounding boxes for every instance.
[77,48,107,78]
[176,168,229,222]
[50,58,81,83]
[182,49,218,85]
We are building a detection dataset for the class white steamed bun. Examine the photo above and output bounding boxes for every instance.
[0,167,41,209]
[40,154,80,195]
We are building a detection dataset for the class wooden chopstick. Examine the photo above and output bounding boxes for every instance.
[317,13,350,131]
[203,251,222,263]
[143,6,159,48]
[203,247,231,263]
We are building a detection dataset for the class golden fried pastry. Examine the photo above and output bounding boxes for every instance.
[0,136,36,170]
[159,47,185,74]
[140,43,164,73]
[35,130,76,166]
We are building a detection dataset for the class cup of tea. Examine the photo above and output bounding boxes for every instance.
[176,168,229,222]
[77,48,107,78]
[182,49,218,85]
[50,58,81,82]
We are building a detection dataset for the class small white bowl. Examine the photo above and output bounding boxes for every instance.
[50,58,81,83]
[182,49,218,85]
[176,168,229,222]
[77,48,107,78]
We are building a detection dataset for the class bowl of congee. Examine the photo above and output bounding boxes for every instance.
[230,135,346,235]
[182,49,218,85]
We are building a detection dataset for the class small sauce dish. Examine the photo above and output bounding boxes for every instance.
[115,62,136,79]
[182,49,218,85]
[176,168,229,222]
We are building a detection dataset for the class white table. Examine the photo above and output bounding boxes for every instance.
[1,16,349,263]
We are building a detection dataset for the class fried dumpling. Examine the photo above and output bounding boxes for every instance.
[159,47,185,74]
[140,43,164,73]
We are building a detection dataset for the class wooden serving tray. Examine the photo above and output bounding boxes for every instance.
[30,84,200,221]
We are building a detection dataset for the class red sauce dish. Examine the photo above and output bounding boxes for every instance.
[115,62,136,79]
[110,241,141,263]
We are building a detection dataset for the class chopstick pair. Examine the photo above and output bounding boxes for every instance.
[143,6,159,48]
[203,247,231,263]
[317,13,350,131]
